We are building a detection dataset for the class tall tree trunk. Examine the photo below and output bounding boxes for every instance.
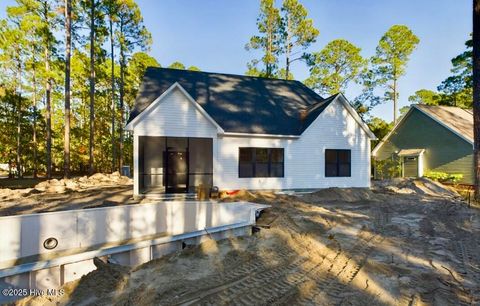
[43,1,52,179]
[473,0,480,199]
[16,57,22,179]
[110,16,116,173]
[45,46,52,178]
[393,78,398,124]
[285,16,291,80]
[89,0,95,175]
[33,66,38,178]
[119,43,125,172]
[267,29,272,77]
[64,0,72,178]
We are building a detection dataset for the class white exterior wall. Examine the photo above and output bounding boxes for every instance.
[215,100,371,189]
[131,87,219,195]
[132,87,218,138]
[130,85,371,195]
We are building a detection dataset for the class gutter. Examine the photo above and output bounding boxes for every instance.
[219,132,300,139]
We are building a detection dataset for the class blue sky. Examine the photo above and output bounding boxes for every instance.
[0,0,472,122]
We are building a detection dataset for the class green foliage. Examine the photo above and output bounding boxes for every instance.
[436,38,472,108]
[369,25,419,122]
[281,0,318,50]
[277,68,294,80]
[408,89,442,105]
[373,157,402,179]
[246,0,283,77]
[367,117,393,147]
[405,36,472,111]
[246,0,318,79]
[0,0,163,176]
[187,65,201,71]
[305,39,366,95]
[424,171,463,184]
[372,25,419,84]
[280,0,318,78]
[125,52,159,108]
[168,61,186,70]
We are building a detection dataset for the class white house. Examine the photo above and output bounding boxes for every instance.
[125,67,376,196]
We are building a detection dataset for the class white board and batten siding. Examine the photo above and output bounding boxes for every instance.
[216,100,371,190]
[132,87,219,138]
[128,86,221,195]
[128,84,372,195]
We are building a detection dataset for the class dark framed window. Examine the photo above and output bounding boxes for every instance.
[325,149,351,177]
[239,148,284,178]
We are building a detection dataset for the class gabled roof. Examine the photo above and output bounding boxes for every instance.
[414,104,473,143]
[127,67,373,137]
[372,104,473,156]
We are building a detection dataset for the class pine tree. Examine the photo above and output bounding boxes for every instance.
[113,0,151,171]
[371,25,419,124]
[246,0,282,77]
[305,39,365,95]
[281,0,318,80]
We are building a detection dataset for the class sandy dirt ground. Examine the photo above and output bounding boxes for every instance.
[11,178,480,306]
[0,172,134,216]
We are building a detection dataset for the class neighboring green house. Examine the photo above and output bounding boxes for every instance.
[372,105,473,184]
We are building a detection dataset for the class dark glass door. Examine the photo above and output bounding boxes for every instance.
[166,151,188,193]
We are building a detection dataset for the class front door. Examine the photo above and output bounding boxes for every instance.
[166,151,188,193]
[403,156,419,177]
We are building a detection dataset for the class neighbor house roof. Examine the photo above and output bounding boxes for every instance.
[414,104,473,143]
[127,67,370,136]
[372,104,473,156]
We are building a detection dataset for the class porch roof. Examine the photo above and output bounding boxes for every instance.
[397,149,425,156]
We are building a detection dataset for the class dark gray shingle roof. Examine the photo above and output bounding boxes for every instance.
[127,67,336,135]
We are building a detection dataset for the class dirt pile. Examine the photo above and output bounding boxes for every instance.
[15,258,130,306]
[0,172,134,216]
[373,177,460,198]
[0,172,131,200]
[32,172,132,194]
[302,187,379,203]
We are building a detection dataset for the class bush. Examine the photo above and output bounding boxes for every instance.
[373,158,402,179]
[424,171,463,184]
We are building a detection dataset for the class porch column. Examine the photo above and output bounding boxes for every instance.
[212,137,218,188]
[133,133,139,196]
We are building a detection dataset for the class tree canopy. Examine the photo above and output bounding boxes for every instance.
[0,0,199,177]
[370,25,419,123]
[305,39,366,96]
[407,37,473,109]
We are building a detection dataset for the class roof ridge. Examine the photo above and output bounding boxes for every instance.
[304,94,338,113]
[146,66,302,83]
[414,103,470,110]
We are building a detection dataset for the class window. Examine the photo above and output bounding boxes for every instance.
[325,149,351,177]
[239,148,284,178]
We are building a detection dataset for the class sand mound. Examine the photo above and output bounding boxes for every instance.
[302,187,377,203]
[31,172,132,194]
[374,177,459,198]
[61,258,130,305]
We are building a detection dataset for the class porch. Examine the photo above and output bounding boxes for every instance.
[138,136,213,194]
[398,148,425,178]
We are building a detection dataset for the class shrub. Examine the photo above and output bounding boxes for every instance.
[424,171,463,184]
[373,158,402,179]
